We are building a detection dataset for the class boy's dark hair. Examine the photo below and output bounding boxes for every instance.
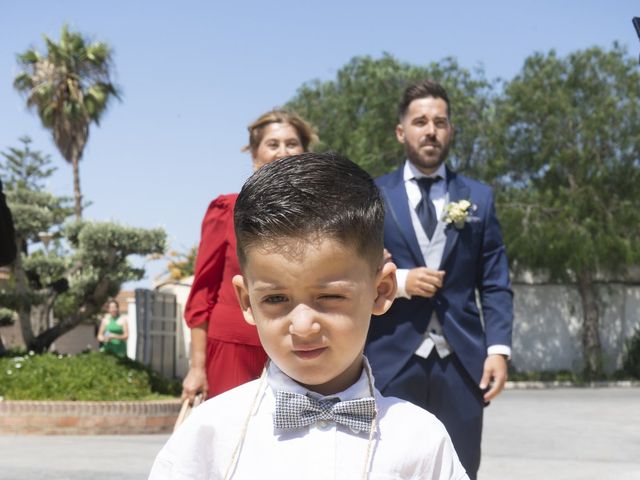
[234,152,384,269]
[398,79,451,120]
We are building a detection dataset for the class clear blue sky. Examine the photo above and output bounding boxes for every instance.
[2,1,638,288]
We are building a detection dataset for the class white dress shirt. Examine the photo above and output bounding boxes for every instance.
[149,358,468,480]
[396,161,511,359]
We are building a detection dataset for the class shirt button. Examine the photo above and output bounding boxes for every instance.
[316,420,329,429]
[350,427,361,434]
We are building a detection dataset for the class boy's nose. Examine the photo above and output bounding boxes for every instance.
[288,304,321,337]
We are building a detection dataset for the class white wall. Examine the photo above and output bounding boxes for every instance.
[126,298,137,360]
[511,283,640,373]
[151,278,640,376]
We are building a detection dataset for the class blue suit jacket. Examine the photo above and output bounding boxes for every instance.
[366,165,513,390]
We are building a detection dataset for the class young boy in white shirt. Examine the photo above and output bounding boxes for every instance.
[149,152,468,480]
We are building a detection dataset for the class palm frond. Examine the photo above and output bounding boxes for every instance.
[13,25,121,218]
[16,49,40,65]
[13,72,34,91]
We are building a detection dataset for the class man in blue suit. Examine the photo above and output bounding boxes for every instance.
[366,79,513,479]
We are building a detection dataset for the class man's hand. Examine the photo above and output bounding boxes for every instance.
[182,366,208,404]
[405,267,445,298]
[480,354,508,402]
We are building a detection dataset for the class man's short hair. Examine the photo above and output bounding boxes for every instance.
[398,79,451,120]
[235,152,385,270]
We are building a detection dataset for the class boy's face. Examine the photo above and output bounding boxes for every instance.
[233,237,396,396]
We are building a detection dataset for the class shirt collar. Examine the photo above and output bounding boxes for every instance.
[266,356,375,402]
[403,160,447,183]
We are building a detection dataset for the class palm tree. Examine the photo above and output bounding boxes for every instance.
[14,25,120,219]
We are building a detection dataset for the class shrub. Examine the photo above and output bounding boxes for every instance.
[622,327,640,379]
[0,307,16,327]
[0,350,181,400]
[507,368,581,383]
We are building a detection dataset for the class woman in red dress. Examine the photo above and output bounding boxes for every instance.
[181,109,318,402]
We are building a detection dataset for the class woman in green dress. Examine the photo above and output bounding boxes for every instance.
[97,300,129,358]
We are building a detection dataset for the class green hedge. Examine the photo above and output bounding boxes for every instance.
[0,351,181,400]
[508,367,636,383]
[623,327,640,379]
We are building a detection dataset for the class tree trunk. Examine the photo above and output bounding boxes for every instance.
[30,316,79,352]
[576,269,602,378]
[72,154,82,219]
[30,272,111,352]
[34,295,56,335]
[12,236,35,348]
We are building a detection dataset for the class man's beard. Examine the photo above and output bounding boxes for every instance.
[405,139,450,173]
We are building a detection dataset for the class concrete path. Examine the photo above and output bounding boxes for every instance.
[0,387,638,479]
[479,387,640,480]
[0,434,167,480]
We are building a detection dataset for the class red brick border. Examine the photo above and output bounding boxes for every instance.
[0,399,182,435]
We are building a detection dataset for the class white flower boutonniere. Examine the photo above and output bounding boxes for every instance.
[443,200,478,229]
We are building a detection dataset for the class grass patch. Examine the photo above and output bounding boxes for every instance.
[0,350,181,401]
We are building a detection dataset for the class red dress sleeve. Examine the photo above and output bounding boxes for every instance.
[184,194,261,346]
[184,195,234,328]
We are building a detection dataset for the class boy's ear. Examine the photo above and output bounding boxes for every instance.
[372,260,397,316]
[232,274,256,326]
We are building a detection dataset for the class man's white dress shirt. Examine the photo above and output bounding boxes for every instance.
[396,161,511,359]
[149,358,468,480]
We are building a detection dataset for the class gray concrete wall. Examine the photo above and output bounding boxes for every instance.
[511,282,640,373]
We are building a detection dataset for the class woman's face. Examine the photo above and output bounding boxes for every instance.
[108,302,119,317]
[252,122,304,170]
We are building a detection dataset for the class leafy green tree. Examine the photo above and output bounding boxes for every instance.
[287,53,494,177]
[488,45,640,377]
[1,136,56,190]
[14,25,120,219]
[0,139,165,353]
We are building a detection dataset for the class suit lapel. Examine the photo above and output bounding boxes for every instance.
[382,167,425,267]
[439,168,470,269]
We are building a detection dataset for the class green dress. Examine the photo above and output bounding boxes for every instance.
[101,315,127,358]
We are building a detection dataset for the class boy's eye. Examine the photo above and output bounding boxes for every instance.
[264,295,287,304]
[319,294,345,301]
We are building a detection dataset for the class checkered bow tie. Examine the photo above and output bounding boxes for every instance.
[273,390,376,433]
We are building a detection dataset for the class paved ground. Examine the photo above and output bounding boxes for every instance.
[0,387,639,479]
[479,387,640,480]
